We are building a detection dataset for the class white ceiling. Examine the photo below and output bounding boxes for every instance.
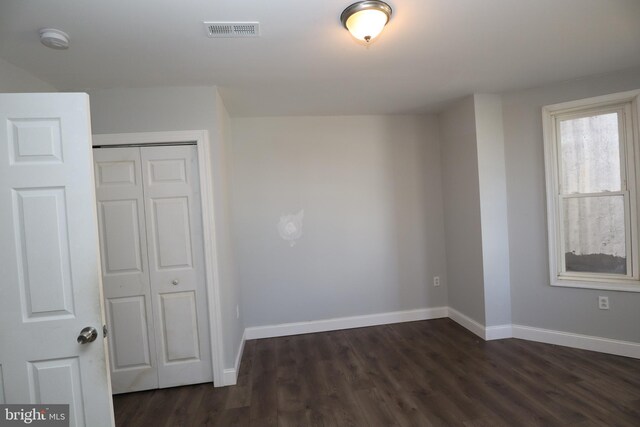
[1,0,639,116]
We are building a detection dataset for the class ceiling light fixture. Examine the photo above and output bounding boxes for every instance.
[340,1,392,43]
[39,28,70,50]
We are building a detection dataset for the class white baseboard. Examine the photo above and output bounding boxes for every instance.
[446,308,639,358]
[234,306,638,364]
[446,308,512,341]
[447,307,487,339]
[511,324,640,359]
[244,307,448,340]
[222,369,236,386]
[222,329,246,386]
[485,324,513,340]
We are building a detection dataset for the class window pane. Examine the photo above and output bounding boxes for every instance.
[560,112,621,194]
[563,195,626,274]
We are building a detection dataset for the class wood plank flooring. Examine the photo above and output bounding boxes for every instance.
[113,318,640,426]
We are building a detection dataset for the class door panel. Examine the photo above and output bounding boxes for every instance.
[0,93,114,426]
[108,297,152,369]
[148,159,187,184]
[150,197,193,269]
[96,161,136,187]
[99,200,144,275]
[141,146,212,388]
[8,118,63,164]
[13,187,74,319]
[159,291,200,362]
[28,357,85,426]
[93,147,158,393]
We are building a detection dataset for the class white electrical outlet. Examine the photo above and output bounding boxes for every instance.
[598,296,609,310]
[236,305,240,319]
[433,276,440,287]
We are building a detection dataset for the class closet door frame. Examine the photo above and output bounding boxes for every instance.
[92,130,224,387]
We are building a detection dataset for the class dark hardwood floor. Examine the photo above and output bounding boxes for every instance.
[113,318,640,426]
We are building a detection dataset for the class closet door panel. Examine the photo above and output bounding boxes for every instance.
[99,199,143,275]
[108,296,152,369]
[141,146,212,388]
[149,196,193,269]
[159,291,200,362]
[93,147,158,393]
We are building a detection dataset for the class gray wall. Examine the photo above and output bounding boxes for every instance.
[230,115,448,327]
[213,90,245,364]
[0,57,57,92]
[439,97,486,324]
[474,94,512,327]
[88,86,244,368]
[502,67,640,342]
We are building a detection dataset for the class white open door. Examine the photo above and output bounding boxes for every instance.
[0,93,114,427]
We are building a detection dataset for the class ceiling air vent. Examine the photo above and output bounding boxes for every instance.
[204,22,260,38]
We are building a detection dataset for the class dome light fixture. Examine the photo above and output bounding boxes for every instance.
[39,28,70,50]
[340,1,392,43]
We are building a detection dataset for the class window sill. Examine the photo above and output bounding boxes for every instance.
[551,277,640,292]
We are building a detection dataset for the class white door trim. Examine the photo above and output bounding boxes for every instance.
[92,130,224,387]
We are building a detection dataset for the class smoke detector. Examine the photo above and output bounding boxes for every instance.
[39,28,70,50]
[204,22,260,38]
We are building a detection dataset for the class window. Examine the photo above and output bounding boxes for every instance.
[542,90,640,292]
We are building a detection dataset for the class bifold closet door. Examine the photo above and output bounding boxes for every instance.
[93,145,212,393]
[93,147,159,393]
[140,145,212,388]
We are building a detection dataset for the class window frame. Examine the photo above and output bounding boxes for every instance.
[542,89,640,292]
